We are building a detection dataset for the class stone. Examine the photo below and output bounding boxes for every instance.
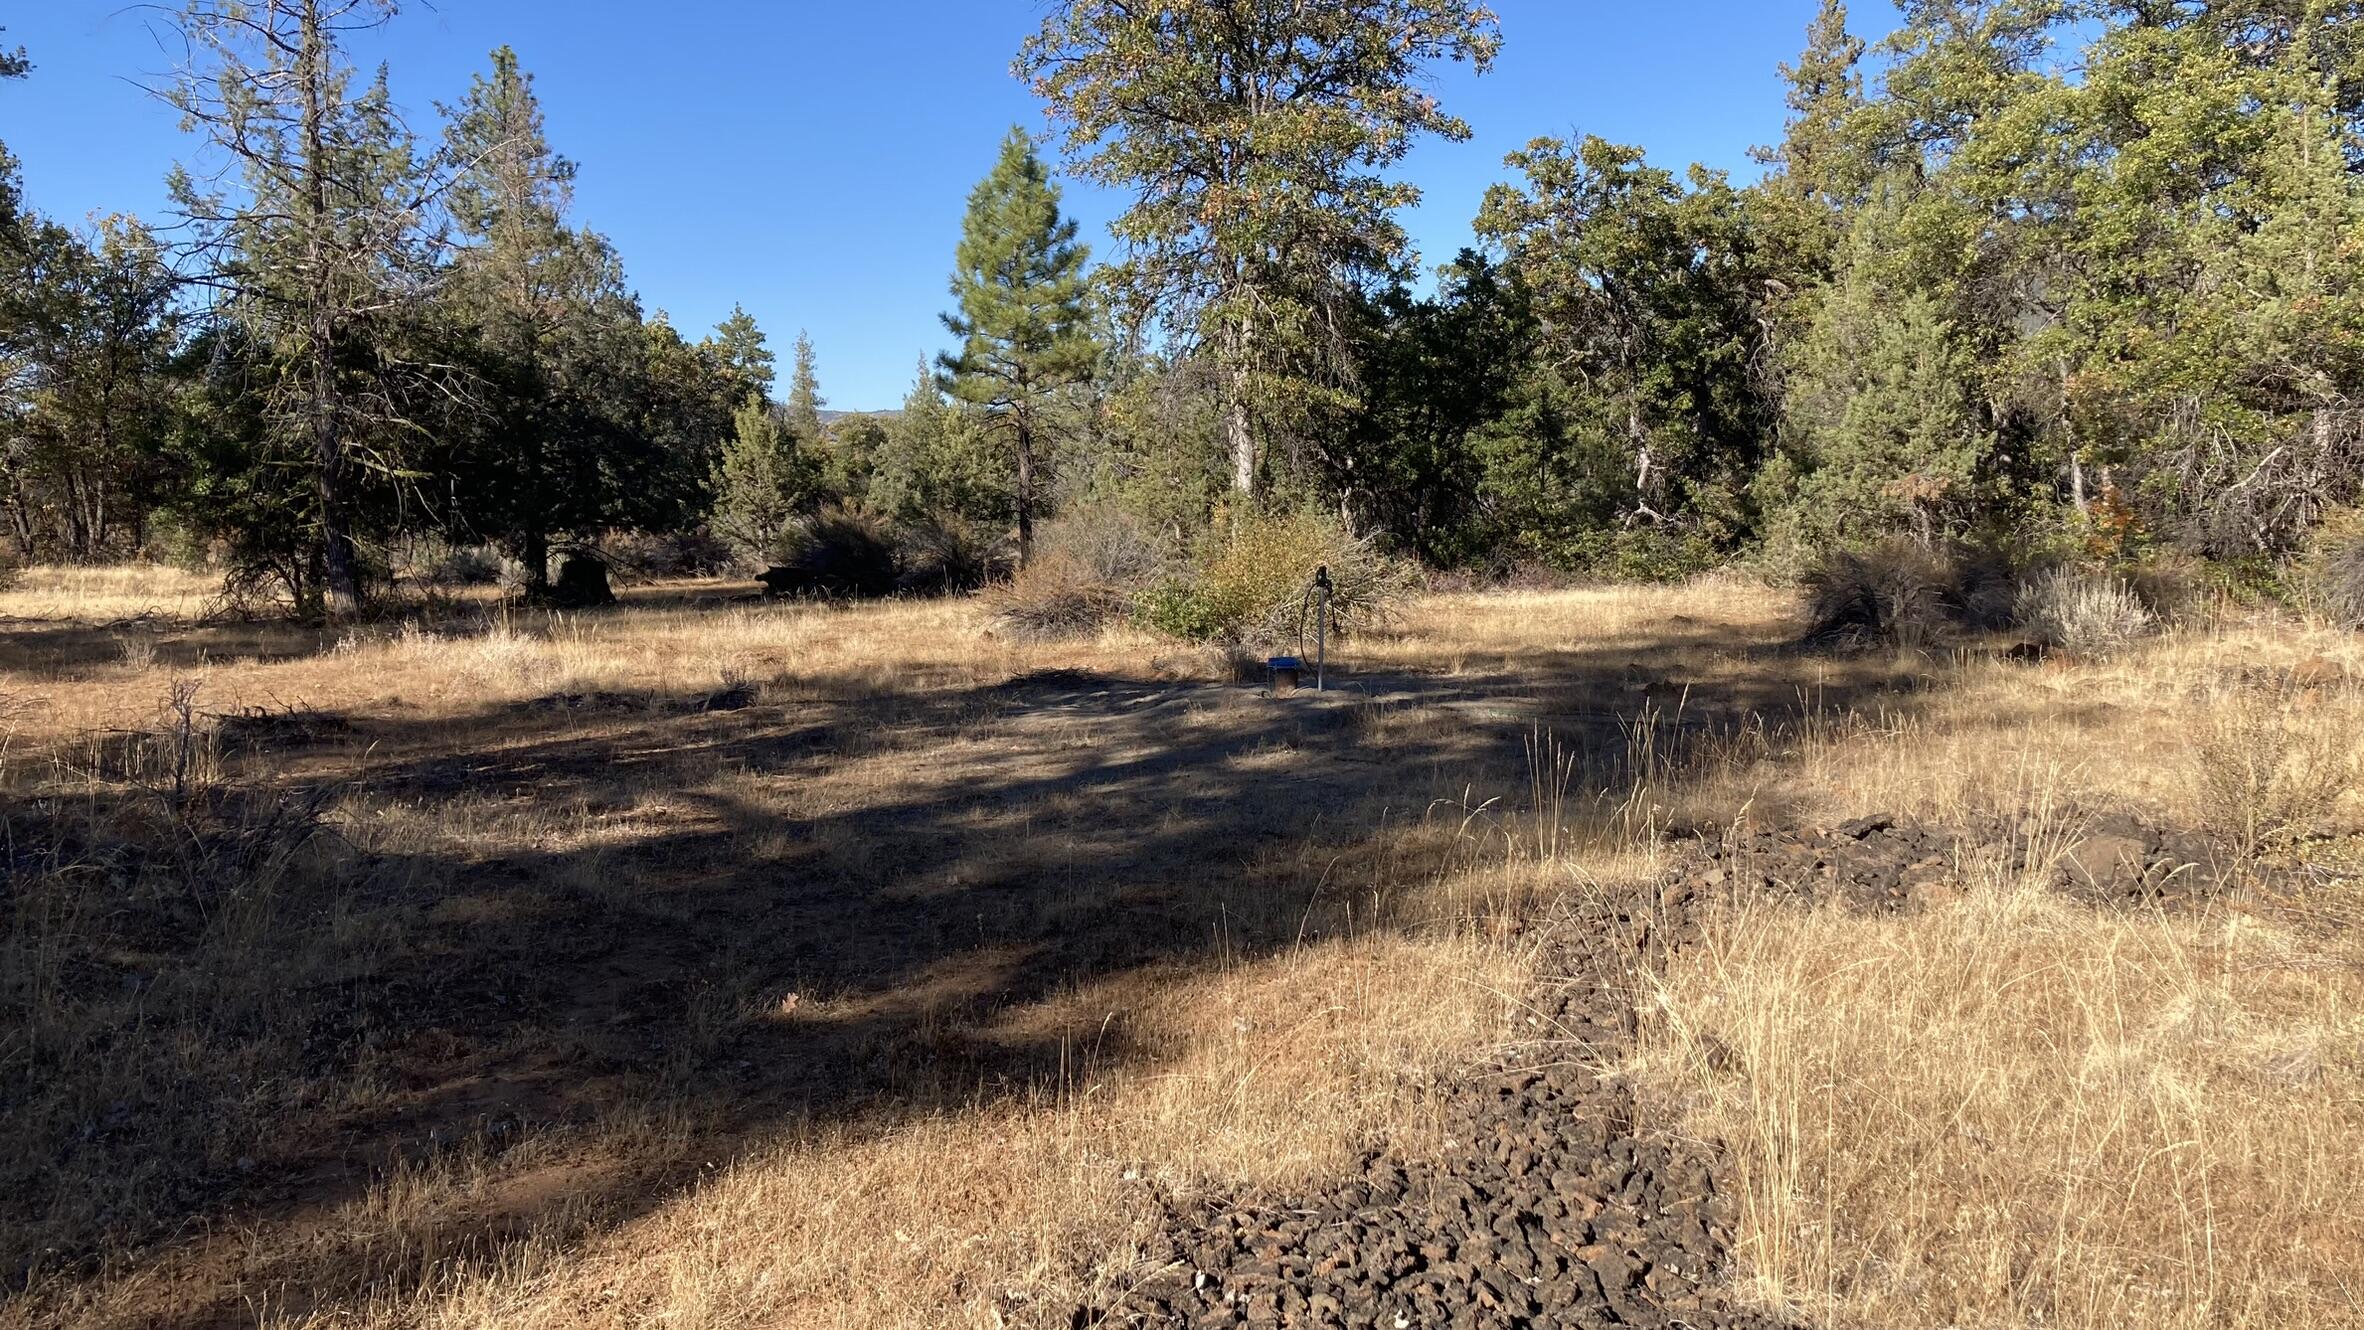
[2064,832,2150,891]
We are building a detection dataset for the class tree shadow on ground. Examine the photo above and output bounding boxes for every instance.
[2,609,2007,1325]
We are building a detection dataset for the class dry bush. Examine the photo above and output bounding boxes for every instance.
[1643,878,2364,1330]
[984,550,1129,641]
[2014,567,2157,658]
[1800,538,2018,649]
[600,528,738,580]
[2320,534,2364,630]
[2188,676,2360,860]
[1037,503,1170,586]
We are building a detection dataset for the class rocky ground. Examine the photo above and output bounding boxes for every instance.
[1061,810,2224,1330]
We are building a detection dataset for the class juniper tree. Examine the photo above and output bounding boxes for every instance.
[1019,0,1500,505]
[938,128,1096,567]
[441,45,640,594]
[710,392,820,559]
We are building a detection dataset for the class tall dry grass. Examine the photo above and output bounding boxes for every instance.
[1641,871,2364,1330]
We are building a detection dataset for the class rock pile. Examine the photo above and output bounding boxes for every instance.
[1064,889,1789,1330]
[1691,809,2220,913]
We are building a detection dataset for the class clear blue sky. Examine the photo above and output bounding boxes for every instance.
[3,2,1895,411]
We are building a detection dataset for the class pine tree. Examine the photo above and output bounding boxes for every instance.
[164,0,439,614]
[938,127,1096,567]
[709,304,774,399]
[1020,0,1500,504]
[1757,0,1869,211]
[786,330,824,440]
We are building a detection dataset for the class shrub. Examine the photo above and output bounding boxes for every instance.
[985,551,1129,640]
[2014,568,2157,659]
[0,549,18,594]
[1801,538,2021,649]
[759,505,900,599]
[896,516,1012,595]
[1141,510,1412,651]
[1038,502,1171,585]
[2190,677,2360,860]
[2321,536,2364,630]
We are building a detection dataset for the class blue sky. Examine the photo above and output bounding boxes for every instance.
[4,2,1895,410]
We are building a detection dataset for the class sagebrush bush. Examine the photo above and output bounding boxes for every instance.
[1801,538,2020,649]
[2014,568,2157,659]
[760,505,900,598]
[1141,510,1411,651]
[2190,677,2360,860]
[984,551,1129,641]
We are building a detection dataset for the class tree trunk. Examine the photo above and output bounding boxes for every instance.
[522,425,550,594]
[522,525,549,595]
[1226,365,1255,502]
[1014,420,1035,571]
[302,1,360,616]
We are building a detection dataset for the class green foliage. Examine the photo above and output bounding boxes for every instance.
[1472,136,1782,553]
[707,304,774,399]
[1761,181,1998,559]
[710,394,822,561]
[869,362,1009,528]
[938,127,1098,566]
[785,330,824,441]
[164,0,438,612]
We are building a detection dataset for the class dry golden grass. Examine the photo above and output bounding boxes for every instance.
[1641,873,2364,1329]
[4,566,2360,1330]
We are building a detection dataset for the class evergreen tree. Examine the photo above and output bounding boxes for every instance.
[164,0,441,613]
[872,358,1006,526]
[785,330,824,440]
[440,45,643,595]
[938,127,1097,567]
[710,392,820,559]
[1473,136,1776,548]
[708,303,774,399]
[1,218,180,559]
[1764,179,1994,555]
[1020,0,1500,504]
